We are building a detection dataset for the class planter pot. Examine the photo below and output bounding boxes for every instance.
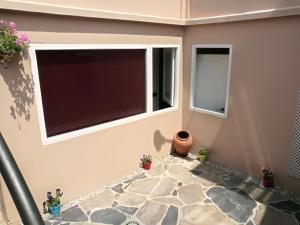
[262,179,273,188]
[49,205,61,216]
[173,131,193,156]
[199,154,207,162]
[142,161,152,170]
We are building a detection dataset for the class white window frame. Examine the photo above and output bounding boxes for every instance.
[190,44,233,118]
[162,48,176,106]
[29,44,179,145]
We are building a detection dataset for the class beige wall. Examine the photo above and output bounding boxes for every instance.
[0,11,183,224]
[183,16,300,193]
[190,0,300,18]
[12,0,183,19]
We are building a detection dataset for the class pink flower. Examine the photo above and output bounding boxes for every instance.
[9,21,16,29]
[11,28,17,35]
[15,34,30,45]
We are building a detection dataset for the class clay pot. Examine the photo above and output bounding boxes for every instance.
[142,161,152,170]
[262,179,273,188]
[173,131,193,156]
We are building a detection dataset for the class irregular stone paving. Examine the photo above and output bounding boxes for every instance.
[44,154,300,225]
[207,187,257,223]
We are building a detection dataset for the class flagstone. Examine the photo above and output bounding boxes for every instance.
[115,205,138,215]
[112,184,124,193]
[163,164,169,170]
[168,165,195,185]
[246,221,254,225]
[178,184,205,204]
[254,204,298,225]
[153,197,183,206]
[193,173,217,187]
[124,173,147,184]
[80,190,113,211]
[178,220,191,225]
[207,187,256,223]
[112,201,118,207]
[129,178,160,195]
[181,205,236,225]
[237,183,287,204]
[204,199,212,203]
[151,176,177,197]
[161,205,178,225]
[147,165,165,176]
[118,192,147,206]
[136,201,167,225]
[90,208,126,225]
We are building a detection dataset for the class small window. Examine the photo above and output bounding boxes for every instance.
[191,45,232,117]
[152,48,177,111]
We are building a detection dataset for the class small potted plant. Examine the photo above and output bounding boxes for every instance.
[141,154,152,170]
[43,188,63,216]
[0,20,30,68]
[261,167,274,188]
[199,146,208,162]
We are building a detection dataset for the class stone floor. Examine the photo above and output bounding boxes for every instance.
[44,154,300,225]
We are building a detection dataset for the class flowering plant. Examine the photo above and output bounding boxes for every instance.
[0,20,30,67]
[141,154,152,163]
[261,167,273,182]
[43,188,63,214]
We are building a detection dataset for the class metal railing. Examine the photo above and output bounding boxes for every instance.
[0,133,44,225]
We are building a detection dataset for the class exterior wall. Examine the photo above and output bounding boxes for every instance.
[190,0,300,18]
[183,16,300,193]
[7,0,183,19]
[0,181,5,225]
[0,10,183,224]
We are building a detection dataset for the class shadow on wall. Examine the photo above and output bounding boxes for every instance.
[183,68,299,190]
[0,50,34,123]
[153,129,174,152]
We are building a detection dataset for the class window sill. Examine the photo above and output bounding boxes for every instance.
[42,106,178,145]
[191,107,227,119]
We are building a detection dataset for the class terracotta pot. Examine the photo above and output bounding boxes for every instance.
[173,131,193,156]
[142,161,152,170]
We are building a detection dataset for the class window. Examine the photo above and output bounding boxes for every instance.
[152,48,177,111]
[36,49,146,137]
[30,44,179,144]
[191,45,232,117]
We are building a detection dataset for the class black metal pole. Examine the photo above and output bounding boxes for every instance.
[0,133,44,225]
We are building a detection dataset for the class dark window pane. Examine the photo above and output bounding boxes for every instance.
[36,49,146,137]
[196,48,229,55]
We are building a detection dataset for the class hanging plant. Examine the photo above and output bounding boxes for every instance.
[0,20,30,68]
